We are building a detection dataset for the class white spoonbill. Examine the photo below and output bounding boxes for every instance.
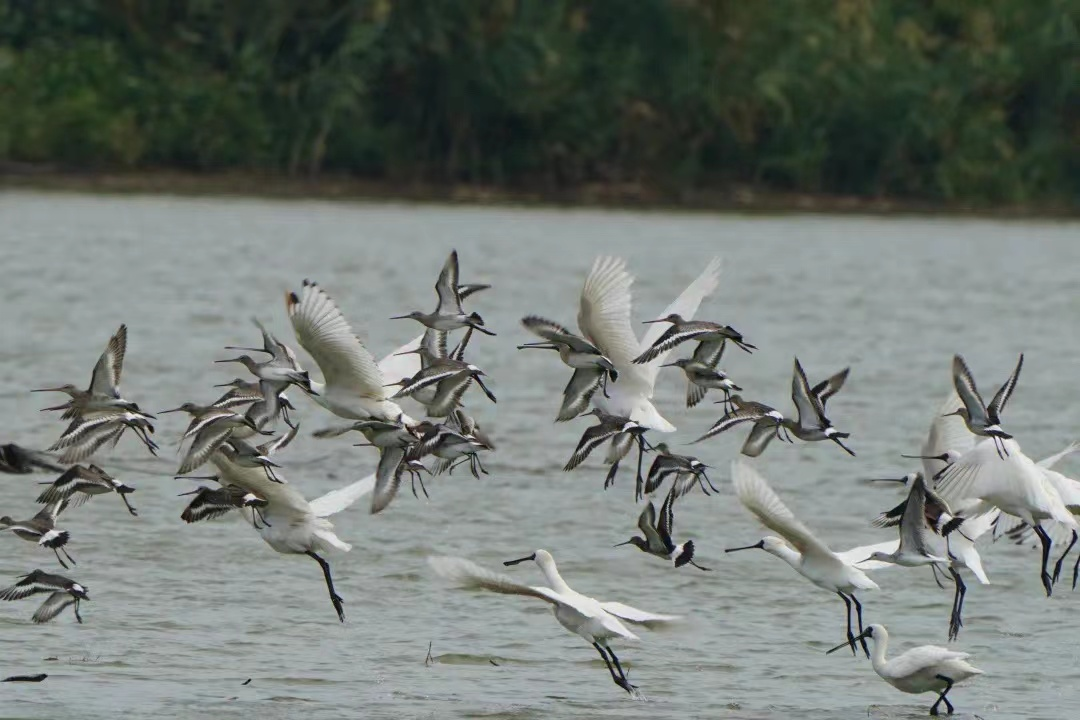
[578,256,722,431]
[726,459,877,656]
[826,624,983,716]
[210,450,376,622]
[428,549,678,694]
[286,280,422,426]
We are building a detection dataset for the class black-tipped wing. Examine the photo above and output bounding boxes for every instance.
[811,367,850,409]
[557,368,604,422]
[987,353,1023,423]
[88,324,126,397]
[32,592,77,623]
[434,249,462,313]
[951,354,988,424]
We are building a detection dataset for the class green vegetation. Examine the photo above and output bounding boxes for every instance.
[1,0,1077,205]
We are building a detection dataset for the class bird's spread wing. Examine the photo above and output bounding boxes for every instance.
[521,316,574,343]
[32,592,76,623]
[1037,441,1080,470]
[811,367,849,409]
[791,358,822,429]
[287,280,384,398]
[370,447,405,515]
[741,419,782,458]
[951,355,988,423]
[599,601,680,628]
[636,257,722,390]
[557,368,604,422]
[731,459,833,558]
[577,257,640,372]
[835,541,900,571]
[309,471,378,518]
[434,250,462,313]
[89,324,126,397]
[427,556,560,604]
[987,354,1023,422]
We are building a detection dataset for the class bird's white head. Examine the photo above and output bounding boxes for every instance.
[826,623,886,655]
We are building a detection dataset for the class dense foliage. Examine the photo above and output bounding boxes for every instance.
[1,0,1076,204]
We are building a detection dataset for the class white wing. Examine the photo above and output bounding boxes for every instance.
[1037,441,1080,470]
[287,281,385,398]
[577,257,639,371]
[921,390,977,480]
[730,459,833,558]
[636,256,722,391]
[835,540,900,571]
[948,511,993,585]
[889,645,976,678]
[210,451,311,517]
[376,333,425,399]
[936,439,1076,526]
[599,601,680,629]
[310,472,378,518]
[427,555,561,604]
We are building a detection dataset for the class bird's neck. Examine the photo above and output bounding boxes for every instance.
[770,544,803,571]
[538,563,572,594]
[869,636,888,673]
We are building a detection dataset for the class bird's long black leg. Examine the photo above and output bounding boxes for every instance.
[592,642,626,690]
[699,470,721,495]
[605,645,637,692]
[1073,547,1080,591]
[837,591,856,656]
[53,547,69,570]
[930,563,947,590]
[74,599,82,624]
[634,436,646,501]
[1052,530,1077,585]
[851,594,870,658]
[947,567,966,642]
[930,675,954,715]
[604,460,621,490]
[1034,524,1054,597]
[119,493,138,517]
[306,551,345,623]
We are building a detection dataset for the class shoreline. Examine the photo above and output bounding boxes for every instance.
[1,169,1077,220]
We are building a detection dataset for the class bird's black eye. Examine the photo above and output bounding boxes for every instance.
[866,627,874,636]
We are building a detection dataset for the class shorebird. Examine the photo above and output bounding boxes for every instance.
[409,415,491,480]
[726,459,877,657]
[209,450,377,622]
[641,443,717,501]
[169,406,266,476]
[935,437,1078,596]
[0,444,65,474]
[518,315,619,421]
[48,409,158,463]
[33,324,150,418]
[214,353,313,395]
[616,489,710,570]
[36,464,137,516]
[563,409,650,492]
[286,280,421,426]
[320,418,421,515]
[429,549,679,694]
[633,313,754,365]
[784,359,854,456]
[946,354,1023,459]
[0,569,89,624]
[391,250,495,335]
[693,395,790,457]
[391,332,496,417]
[659,338,741,409]
[179,483,270,528]
[825,624,982,716]
[0,502,76,569]
[577,256,723,431]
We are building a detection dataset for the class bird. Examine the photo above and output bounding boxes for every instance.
[286,280,421,426]
[934,436,1078,597]
[0,444,65,474]
[518,315,618,421]
[784,359,854,456]
[616,488,710,570]
[693,395,790,457]
[945,353,1023,459]
[35,464,137,516]
[390,250,495,335]
[726,459,877,657]
[48,409,158,463]
[32,324,149,418]
[633,313,754,365]
[0,502,76,569]
[179,483,270,528]
[641,443,717,501]
[0,569,89,624]
[825,624,982,716]
[563,409,650,492]
[659,337,741,409]
[428,549,678,694]
[577,256,722,431]
[172,406,266,476]
[409,416,491,480]
[391,332,496,417]
[209,450,376,622]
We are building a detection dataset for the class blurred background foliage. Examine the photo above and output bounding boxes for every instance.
[0,0,1076,204]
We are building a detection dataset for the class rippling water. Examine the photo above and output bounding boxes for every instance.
[1,191,1078,719]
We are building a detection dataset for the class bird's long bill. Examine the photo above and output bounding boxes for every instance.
[724,540,765,553]
[901,454,944,461]
[659,362,679,368]
[503,553,536,566]
[393,349,421,357]
[516,343,556,350]
[641,318,667,324]
[159,407,186,414]
[389,314,413,320]
[941,409,962,418]
[30,386,66,393]
[613,540,634,547]
[223,346,263,353]
[174,475,218,480]
[474,376,497,403]
[214,358,242,364]
[826,629,871,655]
[863,477,908,483]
